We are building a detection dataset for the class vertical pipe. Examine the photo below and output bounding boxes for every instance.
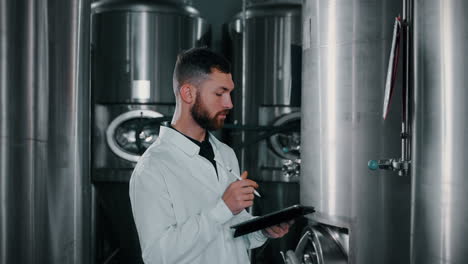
[240,0,247,175]
[400,0,412,176]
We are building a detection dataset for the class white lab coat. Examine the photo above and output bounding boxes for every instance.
[129,126,267,264]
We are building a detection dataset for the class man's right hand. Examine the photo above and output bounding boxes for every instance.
[222,171,258,215]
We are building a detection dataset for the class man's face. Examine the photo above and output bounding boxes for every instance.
[191,69,234,131]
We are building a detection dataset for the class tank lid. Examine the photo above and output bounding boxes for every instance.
[246,0,302,7]
[91,0,200,16]
[231,3,301,21]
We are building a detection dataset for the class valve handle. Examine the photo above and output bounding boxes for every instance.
[368,160,379,170]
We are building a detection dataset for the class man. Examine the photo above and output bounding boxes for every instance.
[129,48,291,264]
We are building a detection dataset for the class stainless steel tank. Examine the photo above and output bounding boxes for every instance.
[91,0,209,182]
[91,1,209,263]
[92,0,209,104]
[1,0,92,263]
[246,0,302,7]
[229,2,302,182]
[227,3,303,264]
[299,0,410,263]
[411,0,468,263]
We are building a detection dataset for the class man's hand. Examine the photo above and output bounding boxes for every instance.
[222,171,258,215]
[262,220,294,239]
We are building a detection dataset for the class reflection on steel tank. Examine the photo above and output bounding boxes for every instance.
[226,1,302,264]
[91,1,210,263]
[411,1,468,263]
[0,1,92,263]
[294,0,410,264]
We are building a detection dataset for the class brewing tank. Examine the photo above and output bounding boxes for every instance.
[92,0,209,104]
[299,0,410,263]
[411,1,468,263]
[227,2,302,264]
[1,0,92,263]
[228,2,302,182]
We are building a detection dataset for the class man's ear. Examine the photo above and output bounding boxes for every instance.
[179,83,196,104]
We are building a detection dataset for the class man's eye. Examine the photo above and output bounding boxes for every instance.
[216,93,223,96]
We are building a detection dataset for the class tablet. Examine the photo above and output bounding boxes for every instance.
[230,204,315,238]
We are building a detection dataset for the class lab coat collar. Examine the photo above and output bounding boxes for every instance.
[158,126,229,170]
[159,126,200,157]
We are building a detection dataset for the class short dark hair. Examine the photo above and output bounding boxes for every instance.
[172,47,231,95]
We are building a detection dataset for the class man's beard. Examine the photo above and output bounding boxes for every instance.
[191,96,229,131]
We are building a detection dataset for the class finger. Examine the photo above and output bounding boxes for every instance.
[265,227,280,238]
[274,225,288,237]
[244,193,254,201]
[280,222,289,230]
[270,224,284,234]
[238,179,259,188]
[241,171,248,180]
[281,225,289,234]
[241,186,255,194]
[238,193,254,201]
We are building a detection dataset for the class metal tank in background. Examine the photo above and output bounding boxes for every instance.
[246,0,302,7]
[411,0,468,263]
[1,0,92,263]
[294,0,411,263]
[91,0,210,262]
[226,1,303,263]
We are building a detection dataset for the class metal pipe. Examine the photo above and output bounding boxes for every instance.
[400,0,412,176]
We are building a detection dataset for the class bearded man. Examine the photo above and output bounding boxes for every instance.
[129,48,291,264]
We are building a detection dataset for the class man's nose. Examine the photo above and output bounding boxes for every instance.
[224,95,233,109]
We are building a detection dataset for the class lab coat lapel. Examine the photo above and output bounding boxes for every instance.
[214,153,228,188]
[189,157,221,195]
[209,135,234,189]
[159,126,220,195]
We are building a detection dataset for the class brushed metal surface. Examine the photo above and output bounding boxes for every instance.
[47,0,92,263]
[247,0,302,8]
[91,0,210,104]
[1,0,92,263]
[300,0,410,263]
[411,1,468,263]
[228,3,302,182]
[0,140,48,263]
[1,1,50,263]
[227,4,302,264]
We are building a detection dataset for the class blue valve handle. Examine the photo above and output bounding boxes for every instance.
[368,160,379,170]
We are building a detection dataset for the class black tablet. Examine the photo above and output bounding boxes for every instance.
[230,204,315,238]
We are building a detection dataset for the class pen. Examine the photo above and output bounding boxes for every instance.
[227,168,262,198]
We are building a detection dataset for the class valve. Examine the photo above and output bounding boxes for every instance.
[368,158,411,176]
[282,159,301,178]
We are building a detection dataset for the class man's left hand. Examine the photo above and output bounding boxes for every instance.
[262,220,294,239]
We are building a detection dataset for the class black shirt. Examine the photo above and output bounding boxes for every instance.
[167,125,218,178]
